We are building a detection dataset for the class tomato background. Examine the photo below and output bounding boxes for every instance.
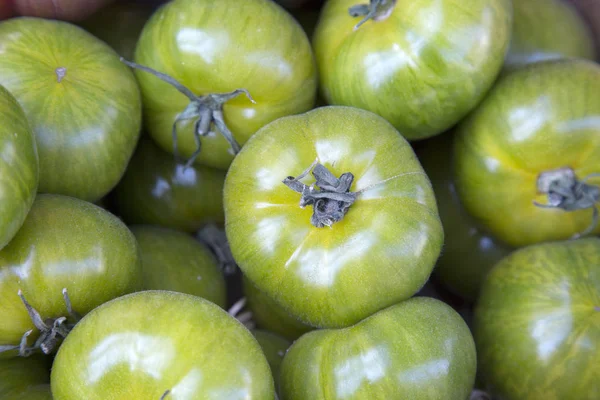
[0,355,51,399]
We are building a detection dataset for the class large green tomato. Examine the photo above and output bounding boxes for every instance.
[243,275,314,341]
[133,0,317,170]
[0,84,38,250]
[313,0,512,140]
[0,194,141,356]
[454,59,600,247]
[113,137,225,233]
[416,134,512,302]
[474,238,600,400]
[51,291,275,400]
[280,297,476,400]
[0,355,51,399]
[505,0,596,70]
[130,225,227,308]
[252,329,291,389]
[225,106,443,328]
[0,17,141,202]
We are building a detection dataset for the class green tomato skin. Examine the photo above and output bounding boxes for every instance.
[313,0,512,140]
[0,85,38,250]
[0,17,142,202]
[280,297,476,400]
[506,0,596,70]
[243,276,314,341]
[51,291,275,400]
[0,194,142,348]
[416,134,512,303]
[252,329,291,389]
[113,137,225,233]
[474,238,600,400]
[134,0,317,170]
[0,355,51,398]
[454,59,600,247]
[130,225,227,308]
[225,106,443,328]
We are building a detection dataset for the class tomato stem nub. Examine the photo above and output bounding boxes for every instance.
[197,224,238,275]
[349,0,397,31]
[228,297,256,330]
[534,168,600,239]
[120,58,255,168]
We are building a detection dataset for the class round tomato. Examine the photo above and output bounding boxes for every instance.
[312,0,512,141]
[505,0,596,70]
[0,194,141,357]
[474,238,600,400]
[416,134,512,302]
[0,355,51,399]
[243,276,314,341]
[252,329,291,389]
[0,85,38,250]
[51,290,275,400]
[113,137,225,233]
[131,0,317,170]
[225,106,443,328]
[0,17,141,202]
[130,225,227,308]
[454,59,600,247]
[280,297,476,400]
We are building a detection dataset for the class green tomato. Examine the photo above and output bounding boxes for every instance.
[0,17,141,202]
[252,329,291,389]
[225,106,443,328]
[416,134,513,302]
[280,297,476,400]
[474,238,600,400]
[113,137,225,233]
[130,225,227,308]
[0,355,51,399]
[313,0,512,140]
[454,59,600,247]
[506,0,596,70]
[0,194,141,355]
[0,84,38,250]
[51,290,275,400]
[133,0,317,170]
[243,275,314,341]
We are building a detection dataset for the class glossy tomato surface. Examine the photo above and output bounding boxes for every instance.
[0,84,38,250]
[113,137,225,233]
[131,225,227,308]
[474,238,600,400]
[280,297,476,400]
[313,0,512,140]
[225,106,443,328]
[0,355,51,399]
[416,134,512,302]
[454,59,600,247]
[0,194,141,350]
[252,329,291,388]
[134,0,317,169]
[506,0,596,69]
[51,291,275,400]
[0,17,141,202]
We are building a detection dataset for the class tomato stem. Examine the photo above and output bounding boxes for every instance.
[197,224,238,275]
[228,297,256,330]
[55,67,67,83]
[349,0,397,31]
[160,390,171,400]
[120,58,255,168]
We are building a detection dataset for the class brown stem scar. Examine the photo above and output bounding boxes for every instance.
[56,67,67,83]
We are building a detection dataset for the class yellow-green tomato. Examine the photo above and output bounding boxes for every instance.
[474,238,600,400]
[0,84,38,250]
[134,0,317,170]
[225,106,443,328]
[0,355,51,399]
[131,225,227,308]
[0,18,141,202]
[113,137,225,233]
[51,291,275,400]
[252,329,291,389]
[454,59,600,247]
[506,0,596,70]
[0,194,141,354]
[313,0,512,140]
[280,297,477,400]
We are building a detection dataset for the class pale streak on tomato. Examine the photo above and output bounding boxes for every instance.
[133,0,317,170]
[51,291,275,400]
[313,0,512,141]
[0,195,141,347]
[280,297,477,399]
[454,59,600,247]
[475,238,600,400]
[225,106,443,328]
[0,85,38,251]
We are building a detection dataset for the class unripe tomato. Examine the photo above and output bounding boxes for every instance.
[0,356,51,399]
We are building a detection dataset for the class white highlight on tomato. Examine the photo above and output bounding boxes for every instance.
[176,28,230,64]
[255,149,299,191]
[334,344,390,398]
[245,51,293,78]
[0,246,35,282]
[254,215,289,254]
[169,368,203,400]
[397,358,450,384]
[508,95,553,143]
